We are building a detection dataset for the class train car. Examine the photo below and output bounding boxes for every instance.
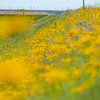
[0,11,48,15]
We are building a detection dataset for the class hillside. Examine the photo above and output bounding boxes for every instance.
[0,7,100,100]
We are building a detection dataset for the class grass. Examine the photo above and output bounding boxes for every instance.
[0,14,63,58]
[0,7,100,100]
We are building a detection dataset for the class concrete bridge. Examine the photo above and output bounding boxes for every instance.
[0,9,65,15]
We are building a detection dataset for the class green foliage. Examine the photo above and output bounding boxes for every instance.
[18,9,26,11]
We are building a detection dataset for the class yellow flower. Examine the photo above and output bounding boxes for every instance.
[40,70,69,83]
[79,35,91,44]
[68,28,79,36]
[72,85,85,94]
[73,69,82,79]
[61,58,72,63]
[0,58,31,84]
[54,36,64,43]
[83,46,98,56]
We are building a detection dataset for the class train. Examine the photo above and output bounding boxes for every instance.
[0,11,47,15]
[0,10,64,15]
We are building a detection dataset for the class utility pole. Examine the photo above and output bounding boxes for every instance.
[83,0,85,7]
[62,7,63,11]
[30,7,32,10]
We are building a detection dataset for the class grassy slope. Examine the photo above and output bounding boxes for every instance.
[0,14,64,58]
[1,9,100,100]
[31,8,100,100]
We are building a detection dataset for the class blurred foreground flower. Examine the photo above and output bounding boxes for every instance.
[0,16,32,38]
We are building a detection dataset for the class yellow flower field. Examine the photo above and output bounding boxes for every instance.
[0,6,100,100]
